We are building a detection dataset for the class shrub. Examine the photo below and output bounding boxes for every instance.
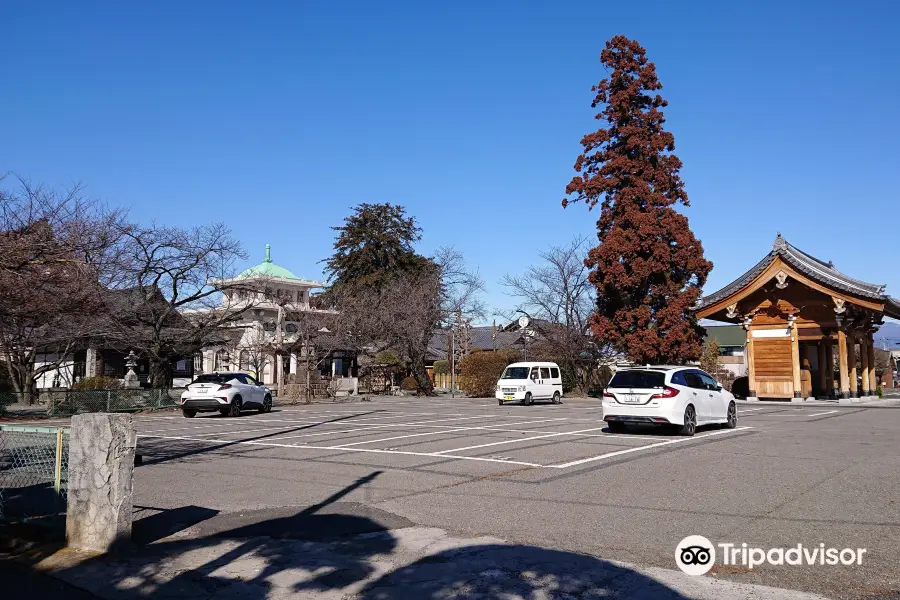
[459,350,517,397]
[375,350,402,366]
[400,376,418,391]
[876,386,884,399]
[433,360,450,375]
[73,376,122,390]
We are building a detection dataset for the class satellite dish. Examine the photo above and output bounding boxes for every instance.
[518,316,530,329]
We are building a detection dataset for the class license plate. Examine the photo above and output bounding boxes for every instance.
[504,395,514,400]
[621,395,642,404]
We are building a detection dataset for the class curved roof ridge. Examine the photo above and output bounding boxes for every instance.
[780,241,884,297]
[698,234,890,309]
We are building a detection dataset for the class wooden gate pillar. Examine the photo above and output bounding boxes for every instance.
[848,334,858,398]
[817,341,827,398]
[860,335,870,396]
[837,330,850,399]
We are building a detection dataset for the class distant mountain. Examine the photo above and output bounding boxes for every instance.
[875,320,900,350]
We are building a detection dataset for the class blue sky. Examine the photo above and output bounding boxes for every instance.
[3,1,898,324]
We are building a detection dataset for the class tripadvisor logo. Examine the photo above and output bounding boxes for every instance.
[675,536,868,575]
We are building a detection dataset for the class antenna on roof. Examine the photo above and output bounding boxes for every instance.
[264,244,272,263]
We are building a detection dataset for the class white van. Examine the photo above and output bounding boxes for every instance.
[495,362,564,406]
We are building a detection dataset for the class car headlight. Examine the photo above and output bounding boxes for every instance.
[518,386,526,392]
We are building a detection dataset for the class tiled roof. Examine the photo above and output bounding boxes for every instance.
[427,326,522,361]
[698,234,889,309]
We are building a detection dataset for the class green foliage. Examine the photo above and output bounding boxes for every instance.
[556,360,578,394]
[876,386,884,399]
[73,376,122,390]
[324,203,430,291]
[459,350,517,397]
[400,375,418,391]
[375,350,402,366]
[433,360,451,375]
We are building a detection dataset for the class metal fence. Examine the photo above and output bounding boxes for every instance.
[48,389,179,416]
[0,389,180,417]
[0,425,69,523]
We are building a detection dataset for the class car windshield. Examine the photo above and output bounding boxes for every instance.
[608,370,666,389]
[190,374,234,385]
[501,367,531,380]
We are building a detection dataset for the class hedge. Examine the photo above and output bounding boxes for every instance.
[458,350,517,397]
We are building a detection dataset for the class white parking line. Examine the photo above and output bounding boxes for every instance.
[547,427,753,468]
[807,410,838,417]
[431,427,608,455]
[738,407,768,413]
[136,434,545,467]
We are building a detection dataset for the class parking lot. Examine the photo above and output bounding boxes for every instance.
[12,397,900,598]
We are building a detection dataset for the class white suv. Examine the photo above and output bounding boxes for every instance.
[179,373,273,418]
[602,366,736,436]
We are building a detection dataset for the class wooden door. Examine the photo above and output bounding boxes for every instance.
[753,339,794,398]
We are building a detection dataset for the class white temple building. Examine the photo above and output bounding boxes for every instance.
[196,244,347,386]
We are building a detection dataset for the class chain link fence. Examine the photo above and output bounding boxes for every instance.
[48,389,179,416]
[0,425,69,523]
[0,389,181,416]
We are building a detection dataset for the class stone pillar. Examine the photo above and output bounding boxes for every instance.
[848,334,858,398]
[838,330,850,399]
[817,341,828,398]
[859,335,870,397]
[85,348,98,378]
[67,414,136,553]
[867,334,877,394]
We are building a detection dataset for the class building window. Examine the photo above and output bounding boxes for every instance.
[263,321,276,332]
[239,351,250,371]
[286,323,298,334]
[215,350,230,371]
[194,353,203,374]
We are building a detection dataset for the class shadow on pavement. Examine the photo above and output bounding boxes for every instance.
[138,409,382,466]
[17,470,692,599]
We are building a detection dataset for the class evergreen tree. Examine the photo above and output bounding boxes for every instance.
[563,36,712,364]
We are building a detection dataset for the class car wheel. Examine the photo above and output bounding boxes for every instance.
[259,395,272,413]
[679,405,696,436]
[608,421,626,433]
[724,401,737,429]
[552,392,561,404]
[228,396,243,417]
[182,409,197,419]
[498,399,504,406]
[524,392,533,406]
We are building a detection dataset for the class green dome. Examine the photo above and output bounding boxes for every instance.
[237,244,301,280]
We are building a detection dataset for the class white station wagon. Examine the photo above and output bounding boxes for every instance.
[601,366,737,436]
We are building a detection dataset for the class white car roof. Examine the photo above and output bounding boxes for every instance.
[506,362,560,368]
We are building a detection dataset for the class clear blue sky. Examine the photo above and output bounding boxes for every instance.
[3,1,898,324]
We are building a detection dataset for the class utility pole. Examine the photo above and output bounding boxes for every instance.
[450,327,456,399]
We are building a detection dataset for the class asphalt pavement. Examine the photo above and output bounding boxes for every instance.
[6,396,900,598]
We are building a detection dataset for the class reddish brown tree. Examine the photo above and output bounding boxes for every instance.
[563,36,712,364]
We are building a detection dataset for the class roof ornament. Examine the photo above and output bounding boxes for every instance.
[726,303,740,319]
[772,233,787,252]
[832,297,846,314]
[774,271,789,290]
[264,244,272,263]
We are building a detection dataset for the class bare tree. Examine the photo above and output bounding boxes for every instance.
[0,176,126,398]
[108,222,259,387]
[501,235,612,394]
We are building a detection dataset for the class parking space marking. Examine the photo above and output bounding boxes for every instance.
[431,427,608,455]
[137,434,546,467]
[807,410,838,417]
[738,407,768,413]
[546,426,753,468]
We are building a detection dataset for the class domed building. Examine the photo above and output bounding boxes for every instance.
[196,245,354,388]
